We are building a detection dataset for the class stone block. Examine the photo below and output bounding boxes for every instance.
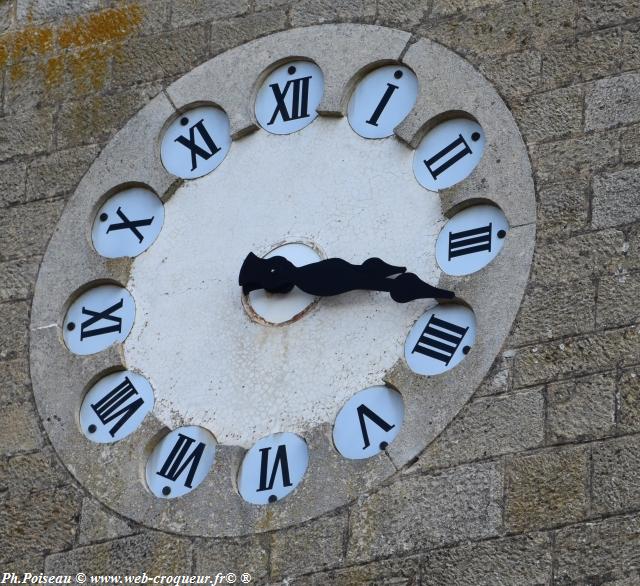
[111,26,207,88]
[547,372,616,443]
[375,0,428,28]
[621,124,640,164]
[0,400,43,455]
[0,160,27,207]
[593,168,640,229]
[592,434,640,515]
[510,278,595,346]
[422,533,552,585]
[586,73,640,131]
[577,0,640,32]
[56,83,163,149]
[255,0,289,10]
[512,85,583,144]
[513,326,640,388]
[474,354,512,397]
[0,197,65,261]
[209,10,287,57]
[347,462,502,561]
[26,145,99,200]
[478,50,542,100]
[270,513,347,579]
[170,0,249,28]
[289,0,377,27]
[0,301,29,361]
[597,271,640,329]
[536,179,590,237]
[621,24,640,72]
[194,535,269,581]
[3,557,45,574]
[530,228,625,285]
[300,556,420,585]
[554,513,640,584]
[504,446,588,532]
[44,532,192,575]
[0,448,72,497]
[0,357,32,406]
[16,0,101,24]
[78,498,135,546]
[0,485,82,564]
[0,1,13,34]
[541,28,622,90]
[415,388,544,472]
[431,0,505,17]
[0,109,54,163]
[619,367,640,433]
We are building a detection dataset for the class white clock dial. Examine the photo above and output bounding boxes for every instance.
[79,370,154,443]
[63,284,135,355]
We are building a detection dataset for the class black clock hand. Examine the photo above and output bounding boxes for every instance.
[239,252,455,303]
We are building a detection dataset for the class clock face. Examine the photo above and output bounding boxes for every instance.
[29,25,535,536]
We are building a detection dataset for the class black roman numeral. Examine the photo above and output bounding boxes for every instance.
[157,433,206,489]
[357,404,395,450]
[448,223,492,260]
[80,299,124,340]
[424,134,473,180]
[106,207,154,243]
[174,119,221,171]
[91,376,144,438]
[412,315,468,365]
[257,444,292,492]
[365,83,400,127]
[267,76,312,125]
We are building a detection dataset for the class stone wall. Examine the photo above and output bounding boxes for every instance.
[1,0,639,583]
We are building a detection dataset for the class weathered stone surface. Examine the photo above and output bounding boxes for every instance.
[376,0,428,28]
[530,229,625,285]
[474,354,512,397]
[513,326,640,388]
[0,109,55,162]
[621,124,640,164]
[0,197,65,261]
[44,532,192,574]
[621,24,640,72]
[170,0,249,28]
[620,367,640,433]
[0,400,43,455]
[0,486,82,564]
[56,84,163,148]
[547,372,616,443]
[209,9,287,56]
[0,357,31,406]
[422,533,552,585]
[554,513,640,584]
[537,179,590,236]
[0,448,71,497]
[479,50,542,100]
[16,0,101,23]
[347,462,502,561]
[597,271,640,329]
[111,27,207,87]
[289,0,376,27]
[3,556,46,574]
[26,145,99,200]
[577,0,640,31]
[271,513,347,579]
[511,278,595,346]
[78,498,135,546]
[297,556,420,586]
[194,535,269,581]
[0,160,27,207]
[505,446,588,531]
[0,1,14,34]
[431,0,505,17]
[586,72,640,131]
[593,168,640,229]
[531,130,619,186]
[512,85,583,144]
[592,434,640,515]
[541,28,622,90]
[416,389,544,471]
[0,301,29,361]
[0,258,39,303]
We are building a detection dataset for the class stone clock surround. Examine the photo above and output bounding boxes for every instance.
[29,24,535,536]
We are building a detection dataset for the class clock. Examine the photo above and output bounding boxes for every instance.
[30,24,535,536]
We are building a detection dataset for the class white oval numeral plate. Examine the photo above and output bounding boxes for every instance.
[413,118,485,191]
[405,304,476,375]
[161,106,231,179]
[238,432,308,505]
[347,65,418,139]
[92,187,164,258]
[63,285,136,355]
[436,204,509,276]
[146,425,216,499]
[333,386,404,459]
[255,61,324,135]
[80,370,154,443]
